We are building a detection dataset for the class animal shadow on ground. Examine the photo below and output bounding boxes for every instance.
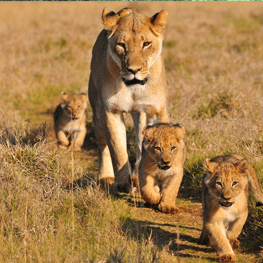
[122,217,215,261]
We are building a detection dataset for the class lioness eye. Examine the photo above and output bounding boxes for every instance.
[232,181,238,187]
[155,146,162,152]
[117,42,126,50]
[216,182,222,187]
[171,146,176,151]
[143,42,151,48]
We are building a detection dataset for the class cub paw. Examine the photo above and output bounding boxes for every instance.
[230,239,240,251]
[218,254,236,263]
[158,203,179,214]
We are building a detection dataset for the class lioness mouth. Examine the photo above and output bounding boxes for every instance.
[219,201,233,208]
[158,164,171,170]
[123,77,148,86]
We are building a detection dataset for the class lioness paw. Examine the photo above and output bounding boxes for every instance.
[158,203,179,214]
[218,254,236,263]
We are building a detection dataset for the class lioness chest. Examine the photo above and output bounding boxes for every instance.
[104,83,162,113]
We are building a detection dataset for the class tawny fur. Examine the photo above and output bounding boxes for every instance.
[199,154,263,263]
[139,123,186,214]
[54,92,88,152]
[88,6,170,193]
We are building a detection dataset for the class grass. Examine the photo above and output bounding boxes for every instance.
[0,2,263,262]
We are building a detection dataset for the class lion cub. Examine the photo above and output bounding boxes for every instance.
[199,154,263,263]
[139,123,186,214]
[54,92,88,151]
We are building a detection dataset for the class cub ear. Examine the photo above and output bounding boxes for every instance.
[102,8,120,33]
[150,10,168,35]
[60,92,68,102]
[235,159,249,176]
[173,124,185,142]
[204,158,218,176]
[142,125,155,143]
[81,93,89,102]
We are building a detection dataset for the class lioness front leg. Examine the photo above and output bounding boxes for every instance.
[158,172,183,214]
[206,222,236,263]
[103,111,131,193]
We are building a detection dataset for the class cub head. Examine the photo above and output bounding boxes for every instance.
[142,123,185,170]
[60,92,88,120]
[102,7,168,87]
[204,158,249,208]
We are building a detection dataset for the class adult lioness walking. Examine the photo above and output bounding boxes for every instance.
[88,7,169,193]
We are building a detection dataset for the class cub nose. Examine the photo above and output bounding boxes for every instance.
[222,196,231,201]
[161,158,170,165]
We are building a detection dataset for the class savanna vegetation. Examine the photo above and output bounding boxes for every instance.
[0,2,263,262]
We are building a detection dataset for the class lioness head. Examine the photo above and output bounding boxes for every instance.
[60,92,88,120]
[142,123,185,170]
[204,157,249,208]
[102,7,168,86]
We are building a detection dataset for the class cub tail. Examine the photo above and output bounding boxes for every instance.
[237,159,263,206]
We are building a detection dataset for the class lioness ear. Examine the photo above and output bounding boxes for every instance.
[102,8,119,33]
[173,124,185,142]
[150,10,168,35]
[204,158,218,175]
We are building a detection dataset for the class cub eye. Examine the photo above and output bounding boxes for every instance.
[143,41,151,48]
[171,146,176,151]
[117,42,126,50]
[78,105,82,109]
[232,181,238,187]
[154,146,162,152]
[216,182,222,188]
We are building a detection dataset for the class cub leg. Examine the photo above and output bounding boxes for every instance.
[103,111,131,193]
[57,130,70,148]
[158,170,183,214]
[206,222,236,263]
[140,173,161,205]
[227,214,247,250]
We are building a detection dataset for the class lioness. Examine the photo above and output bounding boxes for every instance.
[88,7,169,193]
[139,123,186,214]
[54,92,88,152]
[199,154,263,263]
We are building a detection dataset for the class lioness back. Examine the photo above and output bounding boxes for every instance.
[200,154,263,263]
[88,7,169,193]
[54,92,88,152]
[139,123,186,214]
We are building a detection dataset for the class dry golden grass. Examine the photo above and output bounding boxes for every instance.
[0,2,263,262]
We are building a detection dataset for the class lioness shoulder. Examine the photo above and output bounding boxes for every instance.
[199,154,263,263]
[54,92,88,152]
[139,123,186,214]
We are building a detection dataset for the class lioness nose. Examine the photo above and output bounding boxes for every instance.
[126,66,142,74]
